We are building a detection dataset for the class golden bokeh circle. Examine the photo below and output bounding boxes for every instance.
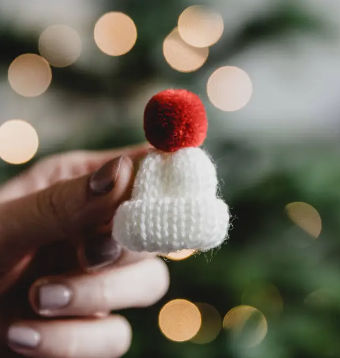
[223,305,268,348]
[159,299,201,342]
[178,5,224,48]
[207,66,252,111]
[8,54,52,97]
[0,120,39,165]
[163,28,209,73]
[191,303,222,344]
[164,249,196,261]
[39,25,82,68]
[285,202,322,239]
[94,12,137,56]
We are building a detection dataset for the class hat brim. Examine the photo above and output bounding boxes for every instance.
[112,197,230,254]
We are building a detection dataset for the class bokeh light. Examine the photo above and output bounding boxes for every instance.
[163,249,196,261]
[304,289,337,308]
[0,120,39,164]
[207,66,252,111]
[39,25,82,67]
[191,303,222,344]
[163,28,209,73]
[242,284,283,316]
[223,305,268,348]
[178,5,224,48]
[94,12,137,56]
[159,299,201,342]
[285,202,322,239]
[8,54,52,97]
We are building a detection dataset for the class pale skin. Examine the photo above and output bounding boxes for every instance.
[0,143,170,358]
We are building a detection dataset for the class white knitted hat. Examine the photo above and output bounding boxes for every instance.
[113,147,230,253]
[112,89,231,254]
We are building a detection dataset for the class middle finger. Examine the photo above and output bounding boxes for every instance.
[29,257,169,317]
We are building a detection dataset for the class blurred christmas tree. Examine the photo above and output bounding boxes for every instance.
[1,0,340,357]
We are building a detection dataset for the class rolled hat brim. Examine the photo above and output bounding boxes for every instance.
[112,196,230,254]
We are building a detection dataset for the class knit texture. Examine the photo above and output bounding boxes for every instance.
[112,147,230,254]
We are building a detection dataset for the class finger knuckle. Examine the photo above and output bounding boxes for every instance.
[61,330,79,358]
[96,274,114,311]
[66,151,93,169]
[67,150,88,159]
[35,156,63,178]
[140,258,170,307]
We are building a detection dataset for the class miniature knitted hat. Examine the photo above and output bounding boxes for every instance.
[112,89,230,254]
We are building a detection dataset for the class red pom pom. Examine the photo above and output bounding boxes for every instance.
[143,89,208,152]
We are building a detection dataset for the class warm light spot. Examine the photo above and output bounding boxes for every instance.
[164,249,196,261]
[207,66,252,111]
[159,299,201,342]
[39,25,81,68]
[0,120,39,164]
[8,54,52,97]
[242,284,283,316]
[223,305,267,348]
[163,28,209,73]
[191,303,222,344]
[94,12,137,56]
[285,202,322,239]
[178,5,224,48]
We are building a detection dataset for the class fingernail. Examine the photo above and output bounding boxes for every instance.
[89,156,125,195]
[37,284,72,312]
[7,326,40,350]
[82,234,122,271]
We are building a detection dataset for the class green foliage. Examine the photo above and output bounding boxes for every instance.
[0,1,338,357]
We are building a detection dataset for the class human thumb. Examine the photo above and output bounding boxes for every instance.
[0,156,134,273]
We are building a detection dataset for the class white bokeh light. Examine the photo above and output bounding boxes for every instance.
[0,120,39,164]
[163,28,209,72]
[39,25,82,67]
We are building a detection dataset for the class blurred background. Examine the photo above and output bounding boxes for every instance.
[0,0,340,357]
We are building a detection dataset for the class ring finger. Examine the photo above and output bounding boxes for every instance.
[6,315,131,358]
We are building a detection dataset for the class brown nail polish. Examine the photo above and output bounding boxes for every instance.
[81,234,122,271]
[89,156,125,195]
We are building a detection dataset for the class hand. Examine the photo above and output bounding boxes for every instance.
[0,144,170,358]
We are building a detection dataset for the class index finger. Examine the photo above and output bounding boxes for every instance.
[85,142,151,168]
[0,142,151,202]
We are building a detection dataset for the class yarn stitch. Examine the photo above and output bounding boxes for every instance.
[113,147,230,253]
